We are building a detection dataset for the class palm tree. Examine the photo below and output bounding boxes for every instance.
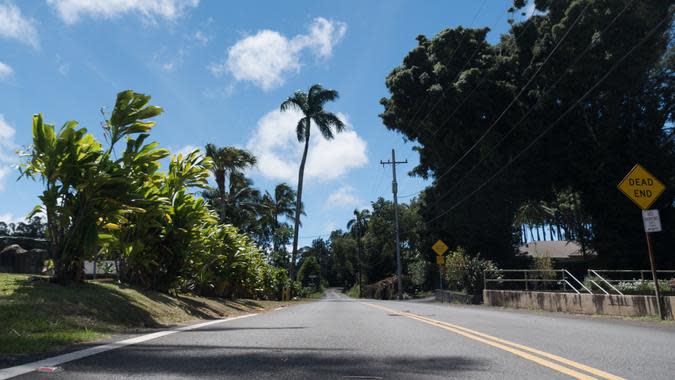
[280,84,344,280]
[204,144,257,223]
[348,209,370,298]
[203,172,261,231]
[261,183,301,252]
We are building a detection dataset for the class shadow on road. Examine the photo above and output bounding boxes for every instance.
[55,348,486,379]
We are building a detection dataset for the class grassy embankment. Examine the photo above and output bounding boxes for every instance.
[0,273,291,362]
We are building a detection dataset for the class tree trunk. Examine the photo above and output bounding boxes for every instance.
[290,120,311,283]
[272,210,279,252]
[215,170,226,223]
[556,224,562,241]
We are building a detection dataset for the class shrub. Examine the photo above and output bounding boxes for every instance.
[444,247,499,294]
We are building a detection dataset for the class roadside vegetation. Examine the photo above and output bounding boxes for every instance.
[0,273,287,363]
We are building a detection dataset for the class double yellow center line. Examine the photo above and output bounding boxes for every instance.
[363,303,624,380]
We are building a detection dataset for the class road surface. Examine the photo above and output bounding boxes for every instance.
[6,289,675,379]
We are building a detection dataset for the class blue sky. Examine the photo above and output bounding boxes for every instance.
[0,0,524,245]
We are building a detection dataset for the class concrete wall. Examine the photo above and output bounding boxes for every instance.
[484,289,674,320]
[435,290,481,304]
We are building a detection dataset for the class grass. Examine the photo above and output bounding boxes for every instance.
[305,287,326,299]
[0,273,290,361]
[345,283,360,298]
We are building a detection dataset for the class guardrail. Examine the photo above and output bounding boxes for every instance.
[485,269,675,295]
[484,269,591,294]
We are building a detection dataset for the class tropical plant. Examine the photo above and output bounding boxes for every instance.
[261,183,298,251]
[280,84,345,281]
[444,247,499,295]
[20,91,168,283]
[204,144,257,223]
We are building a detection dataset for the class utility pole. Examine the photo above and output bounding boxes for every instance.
[381,149,407,300]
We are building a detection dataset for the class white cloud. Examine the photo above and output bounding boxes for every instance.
[324,185,362,210]
[191,30,209,45]
[0,166,10,191]
[0,1,39,49]
[202,83,235,99]
[246,108,367,183]
[55,55,69,76]
[47,0,199,25]
[0,114,18,192]
[212,17,347,91]
[0,61,13,80]
[0,212,19,223]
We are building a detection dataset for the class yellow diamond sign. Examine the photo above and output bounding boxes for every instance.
[617,164,666,210]
[432,240,449,256]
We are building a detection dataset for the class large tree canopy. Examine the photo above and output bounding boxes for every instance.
[380,0,674,267]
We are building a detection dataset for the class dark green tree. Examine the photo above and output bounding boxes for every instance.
[379,0,674,267]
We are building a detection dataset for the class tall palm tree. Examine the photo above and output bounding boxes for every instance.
[204,144,257,222]
[348,209,371,298]
[280,84,344,280]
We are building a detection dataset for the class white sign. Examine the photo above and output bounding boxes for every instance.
[642,209,662,233]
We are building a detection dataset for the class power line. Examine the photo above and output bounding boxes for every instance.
[402,0,491,125]
[383,6,539,203]
[422,0,637,212]
[394,3,572,205]
[430,1,591,185]
[423,11,672,227]
[426,5,538,138]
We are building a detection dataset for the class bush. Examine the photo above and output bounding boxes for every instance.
[530,252,556,290]
[408,256,429,293]
[444,247,499,295]
[613,280,674,296]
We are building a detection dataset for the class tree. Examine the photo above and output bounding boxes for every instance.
[347,209,370,297]
[204,144,257,223]
[379,0,674,267]
[259,183,303,267]
[280,84,345,280]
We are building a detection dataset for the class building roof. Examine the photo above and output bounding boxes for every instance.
[518,241,595,259]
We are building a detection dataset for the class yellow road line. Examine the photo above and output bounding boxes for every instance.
[363,303,625,380]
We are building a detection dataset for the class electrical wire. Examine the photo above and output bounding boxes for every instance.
[423,11,672,227]
[422,0,637,212]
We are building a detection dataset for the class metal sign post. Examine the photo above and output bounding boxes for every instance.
[433,240,448,290]
[618,164,666,319]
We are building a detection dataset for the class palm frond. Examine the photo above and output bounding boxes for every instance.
[280,92,308,113]
[314,112,345,140]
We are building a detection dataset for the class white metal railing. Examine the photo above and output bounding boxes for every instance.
[484,269,591,294]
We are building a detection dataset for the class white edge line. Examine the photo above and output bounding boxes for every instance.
[0,313,257,380]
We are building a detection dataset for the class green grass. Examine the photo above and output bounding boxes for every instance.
[345,283,360,298]
[305,287,326,299]
[0,273,290,360]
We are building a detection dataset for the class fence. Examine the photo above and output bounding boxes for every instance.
[484,269,591,294]
[485,269,675,295]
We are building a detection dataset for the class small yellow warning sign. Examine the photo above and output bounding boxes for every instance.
[432,240,449,256]
[436,256,445,265]
[617,164,666,210]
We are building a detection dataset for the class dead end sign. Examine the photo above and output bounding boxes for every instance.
[617,164,665,210]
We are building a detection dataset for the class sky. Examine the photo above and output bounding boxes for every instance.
[0,0,526,245]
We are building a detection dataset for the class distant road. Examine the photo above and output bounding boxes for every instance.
[9,288,675,379]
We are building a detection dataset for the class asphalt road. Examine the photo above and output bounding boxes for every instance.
[8,289,675,379]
